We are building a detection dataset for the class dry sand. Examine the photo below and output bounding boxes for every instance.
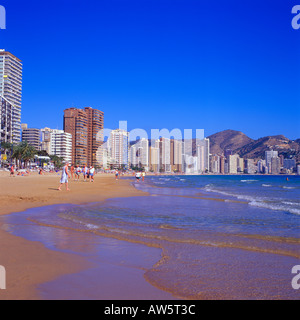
[0,171,147,300]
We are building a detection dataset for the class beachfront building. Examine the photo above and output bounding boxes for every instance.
[196,138,210,174]
[48,130,72,164]
[220,155,225,174]
[183,155,198,174]
[0,95,13,144]
[228,154,239,174]
[160,137,172,173]
[283,158,296,171]
[171,139,183,173]
[109,129,129,169]
[210,155,220,174]
[265,150,278,172]
[100,142,111,170]
[245,159,256,174]
[21,125,41,150]
[0,50,23,144]
[149,140,160,173]
[130,138,149,170]
[270,156,281,175]
[64,107,104,167]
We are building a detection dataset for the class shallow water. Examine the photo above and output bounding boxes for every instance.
[1,175,300,299]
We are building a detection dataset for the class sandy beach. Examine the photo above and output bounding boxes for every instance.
[0,171,160,300]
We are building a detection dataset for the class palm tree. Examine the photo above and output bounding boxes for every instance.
[12,141,38,168]
[50,155,64,169]
[1,141,13,163]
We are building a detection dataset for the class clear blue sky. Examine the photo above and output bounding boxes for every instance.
[1,0,300,140]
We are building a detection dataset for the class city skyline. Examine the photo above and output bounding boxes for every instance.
[0,0,299,140]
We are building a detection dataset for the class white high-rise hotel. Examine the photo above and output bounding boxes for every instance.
[0,50,23,144]
[109,129,129,169]
[41,128,72,164]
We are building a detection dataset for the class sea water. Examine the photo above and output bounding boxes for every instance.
[2,175,300,299]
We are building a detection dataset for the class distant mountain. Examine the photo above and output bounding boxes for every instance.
[207,130,254,155]
[236,135,300,161]
[206,130,300,162]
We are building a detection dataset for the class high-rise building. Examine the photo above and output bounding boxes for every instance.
[196,138,210,174]
[21,126,40,150]
[210,155,220,174]
[265,150,278,170]
[160,137,171,173]
[41,128,72,163]
[257,159,266,174]
[283,158,296,171]
[228,154,239,174]
[51,131,72,164]
[220,155,225,174]
[64,107,104,167]
[245,159,256,174]
[171,139,183,173]
[270,156,281,174]
[0,96,13,143]
[109,129,129,169]
[0,50,23,144]
[149,139,160,172]
[130,138,149,170]
[237,156,244,173]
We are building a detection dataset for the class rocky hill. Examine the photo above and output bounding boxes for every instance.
[207,130,254,155]
[207,130,300,162]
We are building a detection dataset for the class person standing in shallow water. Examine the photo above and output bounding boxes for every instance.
[58,162,71,191]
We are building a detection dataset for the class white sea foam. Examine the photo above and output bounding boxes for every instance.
[85,223,99,230]
[240,180,258,182]
[262,184,272,187]
[249,201,300,216]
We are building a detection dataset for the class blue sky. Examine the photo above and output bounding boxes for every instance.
[1,0,300,140]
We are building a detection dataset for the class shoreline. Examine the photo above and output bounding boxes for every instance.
[0,172,169,300]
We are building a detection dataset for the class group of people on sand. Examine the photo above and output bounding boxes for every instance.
[58,162,95,191]
[69,164,95,183]
[10,165,30,177]
[114,170,146,182]
[135,171,145,182]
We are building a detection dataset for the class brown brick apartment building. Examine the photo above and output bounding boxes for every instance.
[63,107,104,167]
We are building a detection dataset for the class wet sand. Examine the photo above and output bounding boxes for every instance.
[0,171,176,300]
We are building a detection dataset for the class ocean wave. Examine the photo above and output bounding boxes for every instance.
[240,180,258,182]
[281,186,297,189]
[249,201,300,216]
[204,185,300,215]
[262,184,272,187]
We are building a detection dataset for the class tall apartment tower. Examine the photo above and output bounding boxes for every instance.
[0,50,23,144]
[21,126,41,150]
[41,127,72,164]
[64,107,104,167]
[109,129,129,169]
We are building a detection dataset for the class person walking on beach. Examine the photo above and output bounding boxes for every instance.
[76,166,81,181]
[135,171,142,182]
[115,170,119,180]
[10,164,15,177]
[89,166,95,182]
[142,171,145,182]
[83,165,88,182]
[58,162,71,191]
[70,164,75,180]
